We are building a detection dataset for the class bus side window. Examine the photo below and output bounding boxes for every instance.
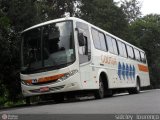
[112,38,118,55]
[98,32,107,51]
[76,22,91,64]
[127,45,134,59]
[140,51,146,63]
[106,35,114,53]
[117,41,127,58]
[134,48,141,61]
[122,43,127,58]
[117,41,123,57]
[91,28,101,50]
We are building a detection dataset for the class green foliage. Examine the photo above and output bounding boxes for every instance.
[0,95,7,107]
[121,0,142,23]
[0,16,10,28]
[77,0,129,40]
[130,14,160,88]
[34,0,76,23]
[3,100,25,108]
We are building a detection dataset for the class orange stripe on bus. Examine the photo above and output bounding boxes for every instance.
[138,64,149,72]
[25,80,32,84]
[38,74,64,83]
[25,74,64,84]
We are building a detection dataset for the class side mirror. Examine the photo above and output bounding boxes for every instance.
[78,33,85,46]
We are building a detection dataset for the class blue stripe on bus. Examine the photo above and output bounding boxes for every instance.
[118,62,135,80]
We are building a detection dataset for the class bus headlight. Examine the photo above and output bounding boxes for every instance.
[21,79,32,85]
[57,69,78,82]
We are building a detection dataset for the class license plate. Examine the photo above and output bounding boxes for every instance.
[40,87,49,92]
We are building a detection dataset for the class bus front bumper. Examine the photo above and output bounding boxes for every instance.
[21,78,82,97]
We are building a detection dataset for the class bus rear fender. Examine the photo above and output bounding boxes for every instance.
[135,74,141,87]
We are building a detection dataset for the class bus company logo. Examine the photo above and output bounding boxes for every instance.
[101,55,117,65]
[118,62,135,80]
[2,114,8,120]
[32,79,38,83]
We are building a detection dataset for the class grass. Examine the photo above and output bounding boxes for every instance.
[0,96,25,109]
[4,100,25,108]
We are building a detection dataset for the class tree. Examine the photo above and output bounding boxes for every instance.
[77,0,129,40]
[34,0,76,23]
[121,0,142,23]
[130,14,160,88]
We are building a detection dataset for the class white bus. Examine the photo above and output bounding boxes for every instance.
[20,17,150,103]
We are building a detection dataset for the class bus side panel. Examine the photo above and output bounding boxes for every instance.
[137,63,150,87]
[91,49,119,89]
[79,63,98,89]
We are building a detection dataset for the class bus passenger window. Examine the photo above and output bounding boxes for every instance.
[106,35,114,53]
[126,45,134,59]
[134,49,141,61]
[140,52,146,63]
[117,41,127,58]
[117,41,123,56]
[112,38,118,54]
[98,32,107,51]
[92,29,101,50]
[121,43,127,58]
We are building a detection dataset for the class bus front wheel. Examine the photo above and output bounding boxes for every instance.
[94,77,104,99]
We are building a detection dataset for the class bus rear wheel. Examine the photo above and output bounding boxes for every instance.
[128,79,140,94]
[94,77,104,99]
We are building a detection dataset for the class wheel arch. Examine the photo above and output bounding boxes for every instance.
[97,69,110,90]
[136,75,141,87]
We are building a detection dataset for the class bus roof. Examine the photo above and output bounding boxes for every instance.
[22,17,145,53]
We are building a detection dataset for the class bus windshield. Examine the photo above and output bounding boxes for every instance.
[21,21,75,74]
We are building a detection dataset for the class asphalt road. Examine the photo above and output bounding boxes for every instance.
[0,89,160,115]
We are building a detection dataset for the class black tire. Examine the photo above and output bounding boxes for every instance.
[134,80,141,93]
[26,97,31,105]
[94,77,105,99]
[53,94,64,103]
[128,79,140,94]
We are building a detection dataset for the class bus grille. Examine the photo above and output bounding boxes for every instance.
[29,85,65,93]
